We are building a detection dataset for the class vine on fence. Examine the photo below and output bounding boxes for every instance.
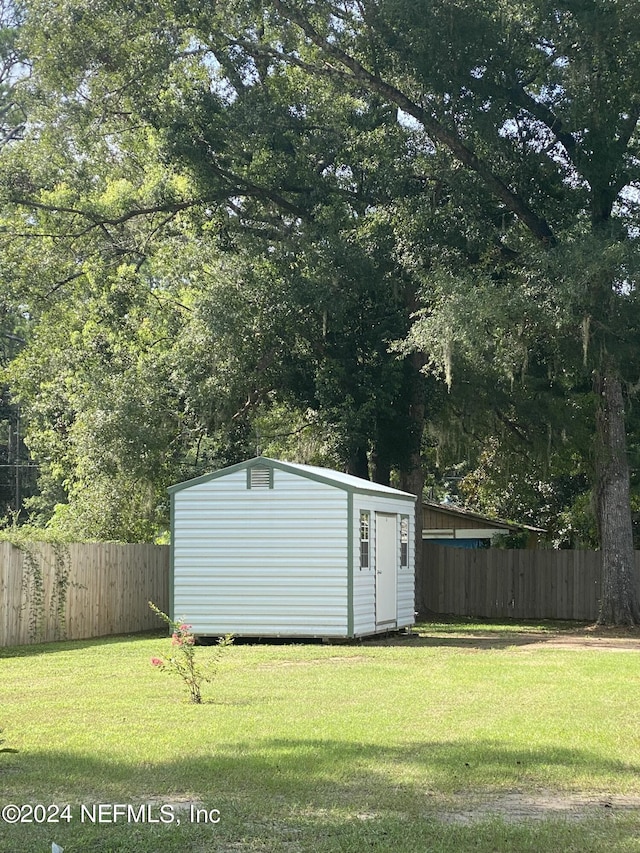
[50,543,71,640]
[19,544,46,643]
[9,535,72,643]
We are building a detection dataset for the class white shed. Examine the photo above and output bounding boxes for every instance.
[169,456,416,639]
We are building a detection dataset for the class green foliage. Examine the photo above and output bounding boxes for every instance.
[1,0,639,559]
[0,0,25,149]
[0,0,430,535]
[344,0,640,552]
[4,263,186,539]
[148,601,233,704]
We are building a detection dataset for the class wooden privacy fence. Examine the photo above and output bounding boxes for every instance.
[5,539,640,644]
[422,543,640,621]
[0,542,169,647]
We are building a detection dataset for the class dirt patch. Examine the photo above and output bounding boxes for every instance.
[366,626,640,652]
[435,790,640,824]
[418,633,640,652]
[518,634,640,651]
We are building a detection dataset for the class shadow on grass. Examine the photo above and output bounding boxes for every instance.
[416,615,590,631]
[0,630,166,660]
[357,617,640,650]
[6,737,639,802]
[3,739,639,852]
[356,633,549,650]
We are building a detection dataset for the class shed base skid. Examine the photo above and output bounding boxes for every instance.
[195,624,414,644]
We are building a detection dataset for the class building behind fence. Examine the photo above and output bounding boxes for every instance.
[0,542,169,646]
[422,543,640,621]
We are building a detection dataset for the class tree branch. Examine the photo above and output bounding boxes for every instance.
[11,197,200,227]
[272,0,556,246]
[507,83,578,156]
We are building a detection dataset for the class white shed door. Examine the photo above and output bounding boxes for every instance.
[375,513,397,626]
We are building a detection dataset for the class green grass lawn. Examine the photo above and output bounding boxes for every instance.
[1,621,640,852]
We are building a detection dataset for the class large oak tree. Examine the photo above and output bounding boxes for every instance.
[255,0,640,624]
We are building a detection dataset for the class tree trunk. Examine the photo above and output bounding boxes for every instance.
[370,446,391,486]
[398,351,428,617]
[346,446,370,480]
[595,375,640,625]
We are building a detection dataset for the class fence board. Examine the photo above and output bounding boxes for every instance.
[422,544,640,622]
[0,542,169,647]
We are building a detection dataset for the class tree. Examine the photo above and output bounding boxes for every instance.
[0,0,24,150]
[0,0,433,544]
[256,0,640,624]
[4,201,430,538]
[0,0,38,519]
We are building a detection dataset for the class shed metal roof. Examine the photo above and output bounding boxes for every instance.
[169,456,416,501]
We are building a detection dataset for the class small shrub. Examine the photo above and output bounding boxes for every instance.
[148,601,233,703]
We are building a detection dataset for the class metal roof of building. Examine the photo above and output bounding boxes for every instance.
[423,500,545,533]
[169,456,417,500]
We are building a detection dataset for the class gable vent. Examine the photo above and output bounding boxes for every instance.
[249,466,272,489]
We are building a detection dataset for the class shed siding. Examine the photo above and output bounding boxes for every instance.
[173,468,350,637]
[351,495,415,636]
[397,512,415,627]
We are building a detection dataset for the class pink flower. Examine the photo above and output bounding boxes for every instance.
[171,633,183,646]
[179,624,192,632]
[151,657,164,667]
